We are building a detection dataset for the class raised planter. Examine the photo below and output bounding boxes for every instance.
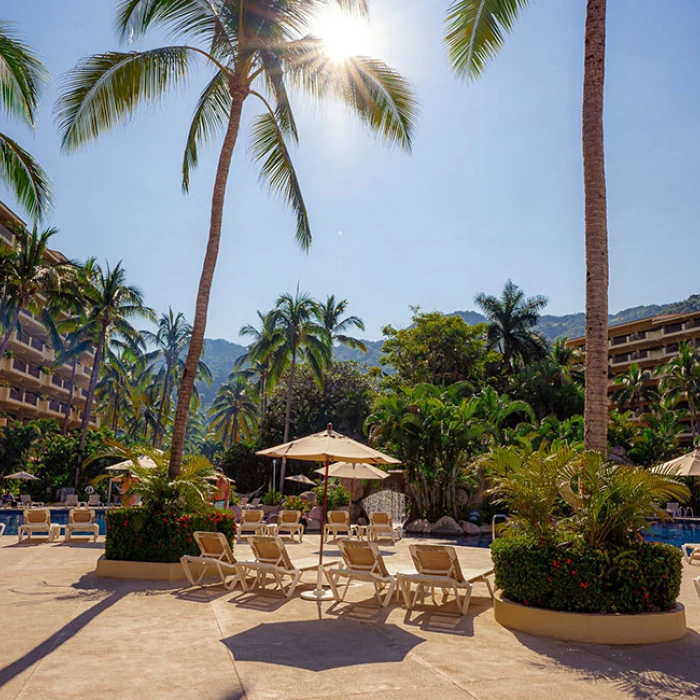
[95,555,186,581]
[494,591,686,645]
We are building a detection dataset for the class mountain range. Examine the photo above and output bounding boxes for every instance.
[199,293,700,406]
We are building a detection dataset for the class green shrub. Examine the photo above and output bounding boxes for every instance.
[105,507,237,563]
[262,489,282,506]
[491,535,682,614]
[314,479,350,510]
[283,495,311,513]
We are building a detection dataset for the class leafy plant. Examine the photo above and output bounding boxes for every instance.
[314,479,350,510]
[283,495,311,514]
[262,489,282,507]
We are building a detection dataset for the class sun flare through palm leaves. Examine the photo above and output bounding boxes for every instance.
[310,5,373,63]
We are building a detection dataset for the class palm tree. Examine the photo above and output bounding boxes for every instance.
[0,21,52,219]
[236,310,278,414]
[56,0,416,477]
[75,259,154,472]
[318,295,366,352]
[271,289,331,485]
[475,280,548,370]
[95,346,143,434]
[612,362,657,416]
[209,373,258,447]
[445,0,610,451]
[0,226,74,359]
[657,341,700,439]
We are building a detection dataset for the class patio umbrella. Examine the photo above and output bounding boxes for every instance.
[104,456,158,472]
[257,424,399,600]
[3,471,40,481]
[314,462,390,480]
[285,474,317,486]
[656,448,700,477]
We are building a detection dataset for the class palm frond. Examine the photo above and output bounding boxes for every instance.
[249,111,310,249]
[56,47,197,152]
[445,0,529,80]
[182,69,231,191]
[0,21,48,124]
[0,132,52,221]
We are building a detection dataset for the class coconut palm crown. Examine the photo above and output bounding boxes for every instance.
[56,0,416,477]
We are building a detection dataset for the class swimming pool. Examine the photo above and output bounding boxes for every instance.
[0,508,107,536]
[642,519,700,549]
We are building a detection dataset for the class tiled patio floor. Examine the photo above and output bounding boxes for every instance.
[1,535,699,700]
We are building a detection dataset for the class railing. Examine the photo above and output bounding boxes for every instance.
[492,514,509,541]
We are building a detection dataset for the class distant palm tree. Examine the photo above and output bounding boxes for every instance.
[74,259,154,471]
[657,342,700,439]
[612,362,657,416]
[209,373,258,447]
[318,295,366,352]
[271,289,331,485]
[236,310,278,414]
[444,0,610,451]
[96,346,143,435]
[0,21,52,219]
[56,0,416,477]
[0,226,74,358]
[475,280,548,370]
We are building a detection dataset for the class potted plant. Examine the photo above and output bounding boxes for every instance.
[261,489,283,516]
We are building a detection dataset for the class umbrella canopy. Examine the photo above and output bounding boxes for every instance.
[285,474,317,485]
[656,448,700,477]
[3,471,40,481]
[314,462,389,480]
[105,456,158,472]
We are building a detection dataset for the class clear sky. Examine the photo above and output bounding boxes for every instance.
[2,0,700,342]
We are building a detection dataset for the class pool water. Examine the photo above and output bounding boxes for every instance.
[642,519,700,549]
[0,509,107,536]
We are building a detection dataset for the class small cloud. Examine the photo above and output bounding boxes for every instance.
[338,230,343,237]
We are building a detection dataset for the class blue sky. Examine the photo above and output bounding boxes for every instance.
[2,1,700,342]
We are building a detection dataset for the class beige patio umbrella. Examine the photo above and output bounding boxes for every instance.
[3,471,40,481]
[104,456,158,472]
[257,424,400,600]
[285,474,317,486]
[314,462,390,480]
[656,448,700,477]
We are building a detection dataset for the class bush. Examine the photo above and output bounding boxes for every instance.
[283,495,311,513]
[105,507,237,563]
[491,535,682,614]
[314,479,350,510]
[262,489,282,506]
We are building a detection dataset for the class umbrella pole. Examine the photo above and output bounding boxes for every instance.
[301,456,334,601]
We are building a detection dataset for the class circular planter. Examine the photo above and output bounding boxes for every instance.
[494,591,686,645]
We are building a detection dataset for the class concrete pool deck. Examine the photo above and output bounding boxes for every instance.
[1,535,699,700]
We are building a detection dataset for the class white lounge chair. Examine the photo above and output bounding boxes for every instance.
[243,535,337,598]
[0,522,5,536]
[238,509,266,537]
[324,510,350,542]
[397,544,494,616]
[327,540,397,608]
[181,531,245,591]
[368,512,400,544]
[65,508,99,542]
[87,494,102,507]
[694,576,700,602]
[275,510,304,542]
[18,508,55,543]
[19,494,44,508]
[64,494,79,508]
[681,543,700,565]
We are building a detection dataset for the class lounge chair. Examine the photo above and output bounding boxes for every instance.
[64,494,79,508]
[681,543,700,565]
[397,544,494,616]
[19,494,44,508]
[368,512,399,544]
[243,535,337,598]
[324,510,350,542]
[275,510,304,542]
[65,508,99,542]
[87,494,103,507]
[0,522,5,536]
[181,531,245,591]
[238,509,266,537]
[327,540,397,608]
[695,576,700,602]
[18,508,55,543]
[666,502,680,517]
[246,497,261,509]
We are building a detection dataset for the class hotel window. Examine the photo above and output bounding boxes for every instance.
[664,323,683,334]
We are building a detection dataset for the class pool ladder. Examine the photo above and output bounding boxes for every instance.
[492,514,509,541]
[677,506,695,518]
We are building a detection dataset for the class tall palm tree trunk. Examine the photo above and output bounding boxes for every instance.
[582,0,610,453]
[62,359,78,435]
[156,361,172,447]
[169,85,247,478]
[280,350,297,490]
[76,326,106,485]
[0,306,23,360]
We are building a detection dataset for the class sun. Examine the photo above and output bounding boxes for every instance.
[309,5,372,63]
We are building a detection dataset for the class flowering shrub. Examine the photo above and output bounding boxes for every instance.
[283,495,311,514]
[491,535,682,614]
[105,507,237,563]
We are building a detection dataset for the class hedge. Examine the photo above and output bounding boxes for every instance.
[491,535,682,614]
[105,507,237,563]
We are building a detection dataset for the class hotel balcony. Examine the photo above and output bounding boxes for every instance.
[8,330,51,363]
[0,386,41,415]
